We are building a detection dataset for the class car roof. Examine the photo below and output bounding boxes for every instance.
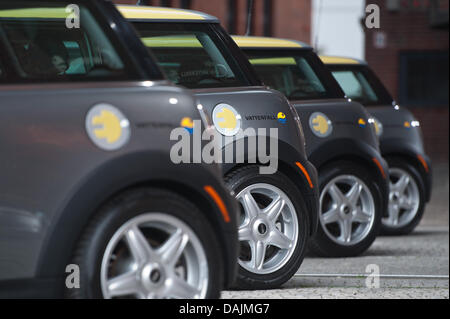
[117,5,219,23]
[320,56,367,65]
[232,36,312,49]
[141,35,203,48]
[0,6,219,23]
[248,57,297,65]
[0,8,72,19]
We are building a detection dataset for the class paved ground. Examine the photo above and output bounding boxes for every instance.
[223,164,449,299]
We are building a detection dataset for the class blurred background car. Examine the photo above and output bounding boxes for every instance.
[321,56,433,235]
[234,35,390,257]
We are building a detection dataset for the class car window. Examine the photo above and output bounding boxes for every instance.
[133,22,248,89]
[244,50,343,100]
[0,2,136,83]
[332,70,379,105]
[248,56,328,100]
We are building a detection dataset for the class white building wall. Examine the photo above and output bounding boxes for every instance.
[312,0,366,59]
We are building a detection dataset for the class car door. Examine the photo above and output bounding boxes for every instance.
[0,1,191,281]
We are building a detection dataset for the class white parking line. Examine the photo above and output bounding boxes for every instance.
[294,274,449,280]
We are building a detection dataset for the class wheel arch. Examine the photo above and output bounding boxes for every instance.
[35,151,237,292]
[311,139,390,217]
[221,138,319,236]
[382,151,432,203]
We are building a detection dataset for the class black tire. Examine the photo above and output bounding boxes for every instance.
[309,161,382,257]
[66,188,224,299]
[381,157,426,236]
[225,165,309,290]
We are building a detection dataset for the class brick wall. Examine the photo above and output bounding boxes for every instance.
[364,0,449,162]
[271,0,311,42]
[112,0,311,42]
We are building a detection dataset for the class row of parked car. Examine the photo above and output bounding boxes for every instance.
[0,1,432,299]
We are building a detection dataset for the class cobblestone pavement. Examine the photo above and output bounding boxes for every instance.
[222,164,449,299]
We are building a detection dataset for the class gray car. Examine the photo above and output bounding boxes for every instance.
[234,36,390,257]
[119,5,319,290]
[322,56,433,235]
[0,0,238,299]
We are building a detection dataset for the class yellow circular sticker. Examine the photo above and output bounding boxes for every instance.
[309,112,332,138]
[212,103,242,136]
[86,104,130,151]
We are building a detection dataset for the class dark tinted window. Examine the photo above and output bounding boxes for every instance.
[0,2,138,83]
[245,50,343,100]
[399,51,449,107]
[133,22,249,89]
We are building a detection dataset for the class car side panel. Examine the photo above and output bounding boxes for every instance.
[369,105,432,202]
[0,82,228,281]
[291,98,380,158]
[291,98,389,216]
[193,87,306,155]
[369,105,425,153]
[193,87,319,234]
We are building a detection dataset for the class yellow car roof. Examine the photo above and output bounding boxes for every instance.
[0,6,218,22]
[0,8,68,19]
[117,5,218,23]
[320,56,366,65]
[232,36,311,49]
[141,35,202,48]
[249,57,296,65]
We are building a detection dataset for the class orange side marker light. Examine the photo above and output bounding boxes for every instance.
[417,154,429,173]
[372,158,387,179]
[295,162,314,189]
[204,186,231,223]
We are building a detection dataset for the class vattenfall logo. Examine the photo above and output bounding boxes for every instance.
[277,112,287,124]
[245,113,287,123]
[245,115,276,121]
[180,117,194,135]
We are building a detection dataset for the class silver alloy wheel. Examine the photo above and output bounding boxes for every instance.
[383,168,420,228]
[101,213,209,299]
[320,175,375,246]
[236,183,299,275]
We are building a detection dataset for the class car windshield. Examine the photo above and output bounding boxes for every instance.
[331,69,380,105]
[245,50,339,100]
[0,2,138,83]
[132,22,249,89]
